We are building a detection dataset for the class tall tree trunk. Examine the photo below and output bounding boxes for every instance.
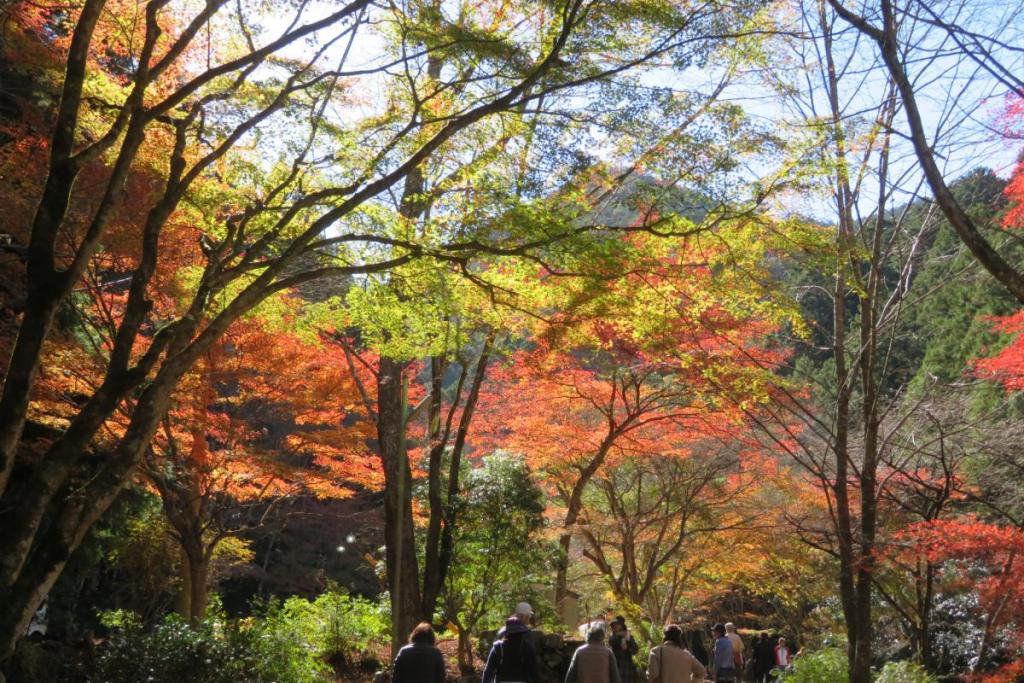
[185,548,209,624]
[421,335,493,621]
[378,357,421,652]
[421,356,448,619]
[0,357,181,664]
[0,0,109,495]
[554,435,617,619]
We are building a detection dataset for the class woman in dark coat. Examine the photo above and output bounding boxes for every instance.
[394,622,447,683]
[608,616,639,683]
[751,632,775,683]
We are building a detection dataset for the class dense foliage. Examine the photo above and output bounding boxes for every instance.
[1,0,1024,681]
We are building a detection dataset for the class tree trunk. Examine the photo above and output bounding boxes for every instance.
[377,357,421,652]
[0,0,110,495]
[0,288,63,494]
[849,584,873,683]
[554,434,617,620]
[0,360,179,666]
[0,448,137,663]
[554,530,573,620]
[186,550,209,624]
[457,626,474,675]
[422,336,493,622]
[173,536,209,624]
[421,356,448,619]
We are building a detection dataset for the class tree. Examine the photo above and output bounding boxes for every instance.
[825,0,1024,303]
[477,227,793,620]
[314,0,781,641]
[441,454,546,673]
[895,517,1024,678]
[0,0,772,663]
[331,322,495,647]
[575,443,769,627]
[742,3,958,677]
[143,318,376,624]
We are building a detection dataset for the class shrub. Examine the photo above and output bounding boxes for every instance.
[775,647,848,683]
[259,590,389,670]
[91,590,390,683]
[92,612,328,682]
[875,660,938,683]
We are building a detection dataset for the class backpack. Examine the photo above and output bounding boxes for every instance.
[495,635,531,682]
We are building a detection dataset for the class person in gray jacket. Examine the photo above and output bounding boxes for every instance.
[566,627,621,683]
[647,624,706,683]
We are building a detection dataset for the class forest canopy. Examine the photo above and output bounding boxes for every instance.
[1,0,1024,682]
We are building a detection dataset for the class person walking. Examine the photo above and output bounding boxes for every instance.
[498,602,538,649]
[710,623,736,683]
[751,633,775,683]
[608,616,639,683]
[647,624,706,683]
[483,617,539,683]
[393,623,446,683]
[724,623,744,676]
[566,627,620,683]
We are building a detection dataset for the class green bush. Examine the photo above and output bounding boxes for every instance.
[775,647,848,683]
[260,590,388,669]
[875,660,937,683]
[90,590,388,682]
[91,611,327,682]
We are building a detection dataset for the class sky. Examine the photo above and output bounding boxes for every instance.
[240,0,1023,226]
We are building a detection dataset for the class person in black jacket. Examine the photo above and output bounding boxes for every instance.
[751,632,775,683]
[608,616,638,683]
[394,622,447,683]
[483,617,538,683]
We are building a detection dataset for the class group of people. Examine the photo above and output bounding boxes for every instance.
[390,601,796,683]
[710,622,794,683]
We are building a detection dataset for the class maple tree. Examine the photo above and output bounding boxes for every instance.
[575,443,775,627]
[4,0,1023,678]
[0,0,776,663]
[18,187,378,625]
[142,318,376,624]
[976,115,1024,394]
[894,517,1024,679]
[475,225,794,619]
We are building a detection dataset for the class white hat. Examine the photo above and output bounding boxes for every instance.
[515,601,534,616]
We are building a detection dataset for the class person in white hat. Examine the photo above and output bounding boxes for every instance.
[515,602,535,625]
[496,601,537,649]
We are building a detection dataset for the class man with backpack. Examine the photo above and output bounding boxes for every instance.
[483,617,539,683]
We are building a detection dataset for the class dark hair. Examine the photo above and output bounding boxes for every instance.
[663,624,684,647]
[588,627,606,643]
[409,622,436,645]
[712,623,725,637]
